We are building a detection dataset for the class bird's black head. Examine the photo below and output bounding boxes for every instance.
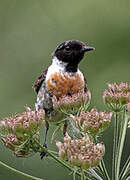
[53,40,95,72]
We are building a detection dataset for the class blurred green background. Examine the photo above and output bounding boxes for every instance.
[0,0,130,179]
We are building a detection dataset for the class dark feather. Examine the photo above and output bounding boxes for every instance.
[84,75,88,92]
[33,69,48,94]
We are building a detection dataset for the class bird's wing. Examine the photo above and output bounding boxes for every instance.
[34,68,54,114]
[33,68,48,94]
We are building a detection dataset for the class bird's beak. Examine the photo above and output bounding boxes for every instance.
[82,46,95,52]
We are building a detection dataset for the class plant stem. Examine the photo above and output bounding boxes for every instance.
[115,111,128,179]
[88,169,103,180]
[73,171,76,180]
[119,156,130,180]
[0,160,42,180]
[81,168,85,180]
[99,159,110,180]
[112,111,118,180]
[49,150,58,155]
[96,166,105,179]
[121,169,130,180]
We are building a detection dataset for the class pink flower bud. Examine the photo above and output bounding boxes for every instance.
[56,141,63,149]
[127,103,130,118]
[128,121,130,128]
[96,142,105,156]
[91,156,101,167]
[59,149,66,160]
[81,159,91,170]
[64,135,71,143]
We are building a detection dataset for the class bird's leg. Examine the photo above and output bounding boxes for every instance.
[63,121,68,136]
[63,121,69,162]
[43,120,49,148]
[40,121,49,159]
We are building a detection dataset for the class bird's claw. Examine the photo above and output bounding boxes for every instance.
[40,143,48,159]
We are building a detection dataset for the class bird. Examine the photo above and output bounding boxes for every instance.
[33,40,95,159]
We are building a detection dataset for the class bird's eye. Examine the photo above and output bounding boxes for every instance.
[65,46,71,52]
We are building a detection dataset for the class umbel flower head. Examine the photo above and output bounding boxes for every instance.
[103,82,130,112]
[52,90,91,114]
[56,135,105,170]
[0,107,45,157]
[70,107,112,135]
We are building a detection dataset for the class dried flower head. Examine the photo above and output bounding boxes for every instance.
[52,90,91,114]
[70,107,112,135]
[56,135,105,170]
[103,82,130,112]
[0,107,45,157]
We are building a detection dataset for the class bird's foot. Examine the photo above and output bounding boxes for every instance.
[40,143,48,159]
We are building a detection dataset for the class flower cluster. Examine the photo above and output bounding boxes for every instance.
[71,107,112,135]
[103,82,130,111]
[0,107,45,157]
[56,135,105,170]
[52,90,91,114]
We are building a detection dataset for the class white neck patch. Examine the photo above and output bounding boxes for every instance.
[45,56,67,81]
[52,56,68,70]
[45,56,83,82]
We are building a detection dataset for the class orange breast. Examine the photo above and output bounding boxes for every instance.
[46,72,85,97]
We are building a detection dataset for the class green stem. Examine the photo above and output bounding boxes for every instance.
[0,160,42,180]
[121,169,130,180]
[99,159,110,180]
[92,135,98,143]
[119,156,130,180]
[73,171,76,180]
[88,169,103,180]
[115,112,128,179]
[81,169,85,180]
[49,150,58,155]
[97,166,105,179]
[85,177,92,180]
[112,112,118,180]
